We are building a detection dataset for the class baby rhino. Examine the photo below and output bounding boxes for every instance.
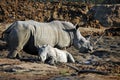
[38,44,75,64]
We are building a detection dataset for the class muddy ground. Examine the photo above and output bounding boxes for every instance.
[0,1,120,80]
[0,23,120,80]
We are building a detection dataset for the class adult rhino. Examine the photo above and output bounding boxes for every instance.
[2,20,93,58]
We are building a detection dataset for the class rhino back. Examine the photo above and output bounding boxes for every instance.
[30,20,71,48]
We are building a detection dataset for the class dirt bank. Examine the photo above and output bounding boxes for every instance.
[0,1,120,80]
[1,0,120,28]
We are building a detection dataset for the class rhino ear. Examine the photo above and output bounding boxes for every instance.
[75,24,79,30]
[85,35,91,41]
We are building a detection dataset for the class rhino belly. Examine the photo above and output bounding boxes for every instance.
[23,36,38,55]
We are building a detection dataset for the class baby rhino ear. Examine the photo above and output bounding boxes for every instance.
[85,35,91,41]
[42,44,47,48]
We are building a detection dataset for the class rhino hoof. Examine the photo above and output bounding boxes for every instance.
[48,61,55,66]
[7,55,16,59]
[7,54,21,59]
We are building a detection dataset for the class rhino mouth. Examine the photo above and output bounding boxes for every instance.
[79,47,93,53]
[79,50,89,53]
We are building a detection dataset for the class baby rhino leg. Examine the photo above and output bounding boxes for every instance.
[47,56,56,65]
[67,52,75,63]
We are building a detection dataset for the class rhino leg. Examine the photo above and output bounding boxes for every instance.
[47,56,56,65]
[7,49,21,59]
[7,29,29,59]
[67,53,75,63]
[7,36,22,58]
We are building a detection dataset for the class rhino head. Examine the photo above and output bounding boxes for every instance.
[72,25,93,53]
[38,45,48,62]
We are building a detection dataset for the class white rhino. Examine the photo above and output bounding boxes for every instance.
[38,44,75,64]
[2,20,93,58]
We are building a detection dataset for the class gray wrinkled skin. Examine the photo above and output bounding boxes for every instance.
[2,20,93,58]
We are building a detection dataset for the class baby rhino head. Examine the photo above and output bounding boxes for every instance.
[38,45,50,62]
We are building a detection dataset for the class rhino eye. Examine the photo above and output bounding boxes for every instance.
[43,56,46,58]
[79,40,84,43]
[90,43,92,46]
[39,49,43,52]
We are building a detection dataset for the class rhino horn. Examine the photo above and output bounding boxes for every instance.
[93,32,105,46]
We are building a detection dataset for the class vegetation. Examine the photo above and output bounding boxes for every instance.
[29,0,120,4]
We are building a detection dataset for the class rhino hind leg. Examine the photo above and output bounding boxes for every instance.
[7,49,21,59]
[67,53,75,63]
[7,30,25,59]
[7,40,23,59]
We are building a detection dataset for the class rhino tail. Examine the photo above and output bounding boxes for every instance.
[67,52,75,63]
